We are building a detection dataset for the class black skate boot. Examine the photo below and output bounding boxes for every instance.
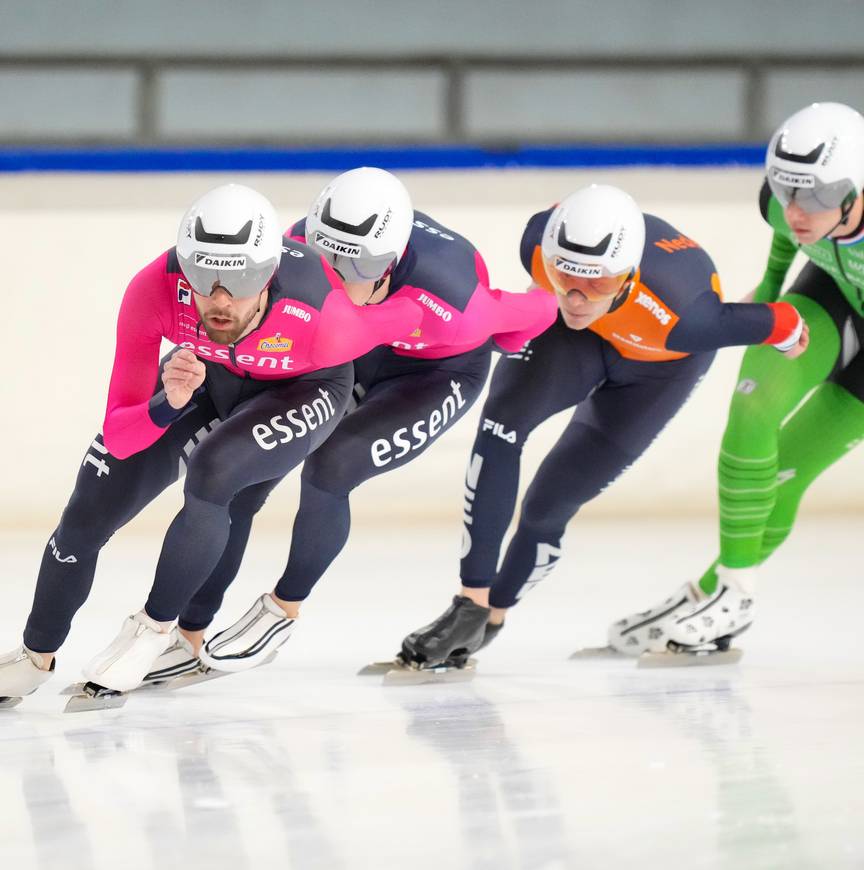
[400,595,491,667]
[444,619,504,668]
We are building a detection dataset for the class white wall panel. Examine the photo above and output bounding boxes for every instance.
[761,68,864,137]
[0,68,138,138]
[464,70,746,139]
[0,0,860,58]
[158,68,446,140]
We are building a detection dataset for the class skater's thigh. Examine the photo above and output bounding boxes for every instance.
[303,356,490,492]
[731,266,846,429]
[184,364,353,505]
[481,318,606,433]
[520,355,711,527]
[577,353,713,457]
[60,403,220,539]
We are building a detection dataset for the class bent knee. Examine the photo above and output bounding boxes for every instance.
[302,444,363,495]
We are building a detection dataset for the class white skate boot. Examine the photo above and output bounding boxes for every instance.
[198,594,295,673]
[602,582,702,657]
[139,629,203,688]
[64,611,174,712]
[660,567,755,663]
[140,627,278,690]
[605,568,755,668]
[0,646,55,709]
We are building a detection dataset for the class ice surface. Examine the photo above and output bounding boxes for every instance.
[1,517,862,870]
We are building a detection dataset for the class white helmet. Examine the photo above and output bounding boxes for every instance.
[177,184,282,298]
[766,102,864,215]
[305,167,413,283]
[540,184,645,296]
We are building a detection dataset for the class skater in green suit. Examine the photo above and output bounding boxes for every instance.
[610,101,864,657]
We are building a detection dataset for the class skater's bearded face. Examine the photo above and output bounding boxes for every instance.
[194,285,268,344]
[551,271,632,330]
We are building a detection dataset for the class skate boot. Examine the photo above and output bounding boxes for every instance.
[649,567,755,667]
[64,611,174,712]
[604,582,700,657]
[64,627,199,697]
[0,646,55,709]
[198,594,295,673]
[359,596,490,685]
[402,595,490,666]
[444,619,504,668]
[140,629,201,687]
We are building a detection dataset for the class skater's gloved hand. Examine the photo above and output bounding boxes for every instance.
[778,320,809,359]
[162,350,206,409]
[765,303,808,358]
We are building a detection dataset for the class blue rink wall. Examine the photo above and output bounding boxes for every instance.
[0,144,766,173]
[2,154,862,532]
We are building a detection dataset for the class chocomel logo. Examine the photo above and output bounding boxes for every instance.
[634,290,672,326]
[195,253,247,269]
[257,334,293,353]
[314,232,362,258]
[772,168,816,189]
[554,258,603,278]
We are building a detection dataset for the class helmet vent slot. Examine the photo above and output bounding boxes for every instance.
[194,217,252,245]
[321,198,378,236]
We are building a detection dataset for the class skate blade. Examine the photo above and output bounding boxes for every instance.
[381,659,477,686]
[357,659,402,676]
[60,682,86,696]
[64,683,128,713]
[145,650,277,691]
[638,647,743,669]
[141,666,224,691]
[569,645,629,661]
[0,696,23,710]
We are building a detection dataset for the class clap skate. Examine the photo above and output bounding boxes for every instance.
[63,681,129,713]
[360,596,501,685]
[358,653,479,685]
[600,570,755,668]
[638,626,748,668]
[639,572,755,667]
[63,611,174,713]
[63,628,278,704]
[0,647,56,710]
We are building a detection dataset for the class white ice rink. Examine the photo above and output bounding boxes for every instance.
[1,518,862,870]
